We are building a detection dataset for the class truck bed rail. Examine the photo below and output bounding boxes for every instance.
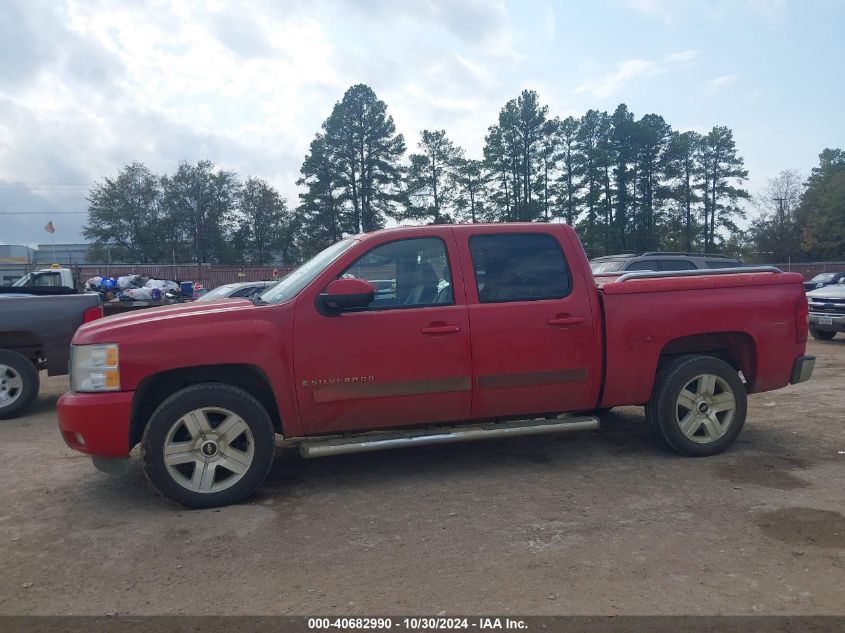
[614,266,783,283]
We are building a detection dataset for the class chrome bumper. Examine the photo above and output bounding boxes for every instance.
[791,355,815,384]
[809,312,845,331]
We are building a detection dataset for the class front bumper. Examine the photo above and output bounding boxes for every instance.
[57,391,134,458]
[809,312,845,332]
[790,355,815,385]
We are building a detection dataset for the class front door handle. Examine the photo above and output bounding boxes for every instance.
[547,315,585,327]
[421,324,461,335]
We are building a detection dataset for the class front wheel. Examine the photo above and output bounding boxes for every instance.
[141,383,275,508]
[648,355,747,457]
[810,328,836,341]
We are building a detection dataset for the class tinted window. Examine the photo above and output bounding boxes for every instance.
[340,237,453,309]
[469,234,570,303]
[706,260,742,269]
[625,260,658,271]
[230,286,258,298]
[659,259,696,271]
[590,259,625,273]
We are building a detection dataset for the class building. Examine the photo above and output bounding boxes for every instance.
[32,243,91,266]
[0,244,36,286]
[0,243,91,285]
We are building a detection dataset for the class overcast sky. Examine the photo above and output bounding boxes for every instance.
[1,0,842,246]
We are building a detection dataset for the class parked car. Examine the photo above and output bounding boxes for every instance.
[803,271,845,292]
[0,294,103,418]
[196,280,277,302]
[806,283,845,340]
[57,223,813,508]
[590,252,742,275]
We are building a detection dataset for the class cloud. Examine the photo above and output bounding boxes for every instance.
[708,74,739,87]
[0,0,528,245]
[575,50,698,99]
[620,0,787,23]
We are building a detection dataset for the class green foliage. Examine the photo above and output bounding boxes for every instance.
[796,149,845,260]
[405,129,461,224]
[84,162,165,263]
[321,84,406,233]
[85,161,297,264]
[87,85,781,266]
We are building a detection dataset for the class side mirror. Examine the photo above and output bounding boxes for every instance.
[318,278,376,314]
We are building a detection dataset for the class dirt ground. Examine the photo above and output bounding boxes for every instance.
[0,339,843,616]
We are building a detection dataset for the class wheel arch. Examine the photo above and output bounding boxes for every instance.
[129,364,283,450]
[656,331,758,389]
[0,331,44,364]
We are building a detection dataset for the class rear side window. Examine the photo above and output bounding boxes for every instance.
[705,260,741,269]
[469,234,571,303]
[659,259,696,271]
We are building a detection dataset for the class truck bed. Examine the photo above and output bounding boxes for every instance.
[598,270,807,407]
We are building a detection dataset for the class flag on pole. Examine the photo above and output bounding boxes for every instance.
[44,221,55,234]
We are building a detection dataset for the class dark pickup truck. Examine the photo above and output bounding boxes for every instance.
[0,294,103,418]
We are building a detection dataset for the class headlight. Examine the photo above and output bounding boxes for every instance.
[71,344,120,392]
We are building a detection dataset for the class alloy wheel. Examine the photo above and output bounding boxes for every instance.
[162,407,255,493]
[675,373,737,444]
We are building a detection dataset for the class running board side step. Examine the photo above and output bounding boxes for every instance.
[299,416,599,459]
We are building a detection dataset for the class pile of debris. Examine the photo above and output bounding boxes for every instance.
[85,275,191,302]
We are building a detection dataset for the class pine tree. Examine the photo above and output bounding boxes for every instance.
[405,129,461,224]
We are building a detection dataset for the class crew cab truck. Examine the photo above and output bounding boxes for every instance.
[57,223,815,508]
[1,294,102,418]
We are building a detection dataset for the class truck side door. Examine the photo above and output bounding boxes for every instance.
[292,229,472,435]
[456,228,599,419]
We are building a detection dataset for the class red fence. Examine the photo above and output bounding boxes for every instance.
[74,264,298,289]
[767,261,845,278]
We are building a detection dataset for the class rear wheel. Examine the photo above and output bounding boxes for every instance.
[0,350,39,420]
[141,383,275,508]
[648,355,746,456]
[810,328,836,341]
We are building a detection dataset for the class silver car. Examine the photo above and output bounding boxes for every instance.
[807,282,845,340]
[196,280,277,302]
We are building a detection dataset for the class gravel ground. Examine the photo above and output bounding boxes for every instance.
[0,339,843,615]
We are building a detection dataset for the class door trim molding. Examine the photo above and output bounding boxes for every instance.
[477,368,588,390]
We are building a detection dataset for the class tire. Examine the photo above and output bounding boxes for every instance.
[141,383,276,509]
[647,355,747,457]
[0,350,39,420]
[810,328,836,341]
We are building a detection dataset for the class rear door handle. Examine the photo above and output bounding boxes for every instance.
[421,324,461,335]
[547,316,585,327]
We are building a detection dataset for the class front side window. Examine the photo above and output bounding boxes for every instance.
[625,260,658,272]
[469,234,571,303]
[340,237,453,310]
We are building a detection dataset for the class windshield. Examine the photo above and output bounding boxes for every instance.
[590,260,625,274]
[11,273,33,287]
[811,273,835,282]
[257,238,357,304]
[196,284,239,301]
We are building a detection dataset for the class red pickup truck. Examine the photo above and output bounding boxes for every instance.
[57,223,815,508]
